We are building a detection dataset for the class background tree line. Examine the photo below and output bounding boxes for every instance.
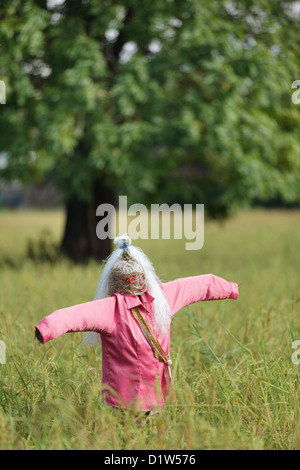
[0,0,299,261]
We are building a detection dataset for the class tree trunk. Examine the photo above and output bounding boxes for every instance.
[61,179,117,262]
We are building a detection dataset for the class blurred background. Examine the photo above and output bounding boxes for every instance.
[0,0,300,262]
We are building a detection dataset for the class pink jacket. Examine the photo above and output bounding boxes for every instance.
[35,274,238,412]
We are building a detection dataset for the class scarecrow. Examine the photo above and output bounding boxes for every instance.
[35,235,239,413]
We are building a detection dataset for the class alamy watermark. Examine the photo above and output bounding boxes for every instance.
[96,196,204,250]
[291,340,300,365]
[291,80,300,104]
[0,341,5,364]
[0,80,6,104]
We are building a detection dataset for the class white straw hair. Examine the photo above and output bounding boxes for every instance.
[84,235,171,346]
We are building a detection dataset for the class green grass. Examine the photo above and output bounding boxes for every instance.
[0,208,300,449]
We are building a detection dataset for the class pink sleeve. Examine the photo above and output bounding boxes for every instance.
[162,274,239,316]
[35,296,116,344]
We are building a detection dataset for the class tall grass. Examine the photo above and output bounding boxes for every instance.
[0,208,299,449]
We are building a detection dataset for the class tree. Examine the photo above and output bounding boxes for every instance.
[1,0,300,260]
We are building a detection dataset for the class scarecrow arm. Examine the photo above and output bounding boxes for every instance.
[162,274,239,316]
[35,296,116,344]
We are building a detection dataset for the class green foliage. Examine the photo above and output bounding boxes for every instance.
[1,0,300,215]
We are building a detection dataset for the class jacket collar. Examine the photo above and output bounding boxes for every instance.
[123,291,155,312]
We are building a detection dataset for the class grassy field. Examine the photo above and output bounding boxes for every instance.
[0,207,300,450]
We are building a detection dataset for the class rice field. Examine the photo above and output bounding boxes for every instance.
[0,207,300,450]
